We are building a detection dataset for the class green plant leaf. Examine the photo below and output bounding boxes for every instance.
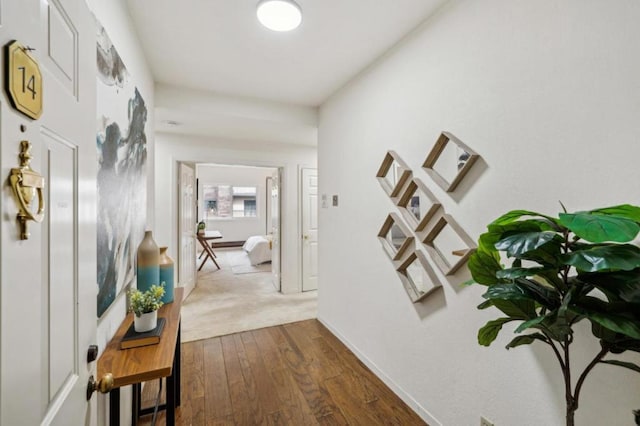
[468,250,504,286]
[492,299,537,319]
[490,210,557,226]
[562,244,640,272]
[496,267,546,280]
[505,333,548,349]
[514,315,548,333]
[578,269,640,303]
[599,360,640,374]
[514,278,561,309]
[559,212,640,243]
[577,309,640,339]
[590,204,640,223]
[515,240,563,267]
[478,318,513,346]
[483,284,529,301]
[495,232,558,257]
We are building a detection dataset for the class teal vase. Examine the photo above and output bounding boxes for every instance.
[137,230,160,293]
[159,246,174,303]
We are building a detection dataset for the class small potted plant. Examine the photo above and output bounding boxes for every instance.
[197,220,206,235]
[128,284,165,332]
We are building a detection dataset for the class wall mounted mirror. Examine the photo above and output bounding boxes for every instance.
[397,251,442,303]
[378,213,414,261]
[422,132,479,192]
[376,151,412,198]
[397,178,442,232]
[423,214,476,275]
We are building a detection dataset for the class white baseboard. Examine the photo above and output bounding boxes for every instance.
[318,317,442,426]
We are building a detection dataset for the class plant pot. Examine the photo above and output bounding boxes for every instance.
[134,310,157,332]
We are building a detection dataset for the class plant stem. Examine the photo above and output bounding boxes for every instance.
[573,347,609,412]
[563,339,574,426]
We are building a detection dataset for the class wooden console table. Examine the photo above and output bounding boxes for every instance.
[98,287,183,425]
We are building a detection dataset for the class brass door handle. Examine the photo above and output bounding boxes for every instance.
[9,141,45,240]
[86,373,114,400]
[303,235,309,240]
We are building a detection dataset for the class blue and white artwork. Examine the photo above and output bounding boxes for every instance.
[96,22,148,317]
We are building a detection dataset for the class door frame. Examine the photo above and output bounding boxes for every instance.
[176,161,284,291]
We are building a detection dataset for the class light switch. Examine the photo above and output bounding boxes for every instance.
[332,195,339,206]
[321,194,328,208]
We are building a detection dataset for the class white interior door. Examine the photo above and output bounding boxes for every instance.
[270,169,281,291]
[301,168,318,291]
[178,162,196,299]
[1,1,97,425]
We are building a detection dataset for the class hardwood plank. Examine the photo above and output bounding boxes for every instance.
[240,331,282,415]
[252,326,287,372]
[268,367,319,426]
[203,337,233,420]
[207,414,235,426]
[283,321,342,381]
[233,333,268,423]
[183,340,205,399]
[220,334,254,426]
[272,326,348,424]
[324,374,383,425]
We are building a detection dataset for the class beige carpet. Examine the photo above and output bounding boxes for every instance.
[181,249,318,342]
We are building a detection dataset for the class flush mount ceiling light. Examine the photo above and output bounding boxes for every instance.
[256,0,302,32]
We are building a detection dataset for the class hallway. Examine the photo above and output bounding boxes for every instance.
[139,320,425,425]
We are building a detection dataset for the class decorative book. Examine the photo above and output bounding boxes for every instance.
[120,318,166,350]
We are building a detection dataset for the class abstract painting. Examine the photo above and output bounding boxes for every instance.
[96,22,148,317]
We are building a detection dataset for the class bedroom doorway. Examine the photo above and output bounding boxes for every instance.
[194,163,281,285]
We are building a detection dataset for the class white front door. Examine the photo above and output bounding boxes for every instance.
[178,162,196,298]
[1,1,97,425]
[301,168,318,291]
[270,169,281,291]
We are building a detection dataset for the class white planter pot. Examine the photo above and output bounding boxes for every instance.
[134,310,158,332]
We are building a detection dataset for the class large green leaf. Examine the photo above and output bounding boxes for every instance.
[492,299,537,320]
[559,212,640,243]
[578,269,640,303]
[495,232,559,258]
[514,315,548,333]
[483,284,529,301]
[490,210,557,226]
[496,267,546,280]
[468,250,504,286]
[505,333,548,350]
[515,278,561,309]
[478,318,513,346]
[515,240,563,267]
[562,244,640,272]
[590,204,640,223]
[576,308,640,339]
[600,360,640,374]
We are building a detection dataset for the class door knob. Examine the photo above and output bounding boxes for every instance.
[86,373,114,400]
[303,235,309,240]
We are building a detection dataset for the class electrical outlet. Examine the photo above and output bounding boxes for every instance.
[480,416,494,426]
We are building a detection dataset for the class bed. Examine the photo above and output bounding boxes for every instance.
[243,235,272,265]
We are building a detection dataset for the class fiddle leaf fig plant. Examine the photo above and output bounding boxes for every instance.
[467,204,640,426]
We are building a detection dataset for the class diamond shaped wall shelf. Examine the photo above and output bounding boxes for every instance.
[422,132,479,192]
[396,251,442,303]
[397,178,442,232]
[376,151,412,199]
[377,212,414,261]
[422,213,476,275]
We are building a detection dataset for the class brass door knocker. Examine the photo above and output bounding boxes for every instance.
[9,140,45,240]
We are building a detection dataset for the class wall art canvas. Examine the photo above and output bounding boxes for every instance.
[96,22,148,317]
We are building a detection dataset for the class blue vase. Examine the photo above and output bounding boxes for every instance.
[136,230,160,293]
[159,246,174,303]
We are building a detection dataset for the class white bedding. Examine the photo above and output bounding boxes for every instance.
[243,235,272,265]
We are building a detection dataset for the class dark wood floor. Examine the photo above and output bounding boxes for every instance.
[139,319,426,425]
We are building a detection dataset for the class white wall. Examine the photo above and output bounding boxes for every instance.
[155,133,316,294]
[196,164,276,242]
[318,1,640,425]
[87,0,155,424]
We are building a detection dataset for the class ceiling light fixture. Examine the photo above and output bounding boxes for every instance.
[256,0,302,32]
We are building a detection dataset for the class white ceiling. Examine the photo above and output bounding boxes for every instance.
[126,0,446,142]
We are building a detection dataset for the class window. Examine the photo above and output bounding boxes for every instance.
[202,184,257,219]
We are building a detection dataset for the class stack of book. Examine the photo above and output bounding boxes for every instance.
[120,318,166,350]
